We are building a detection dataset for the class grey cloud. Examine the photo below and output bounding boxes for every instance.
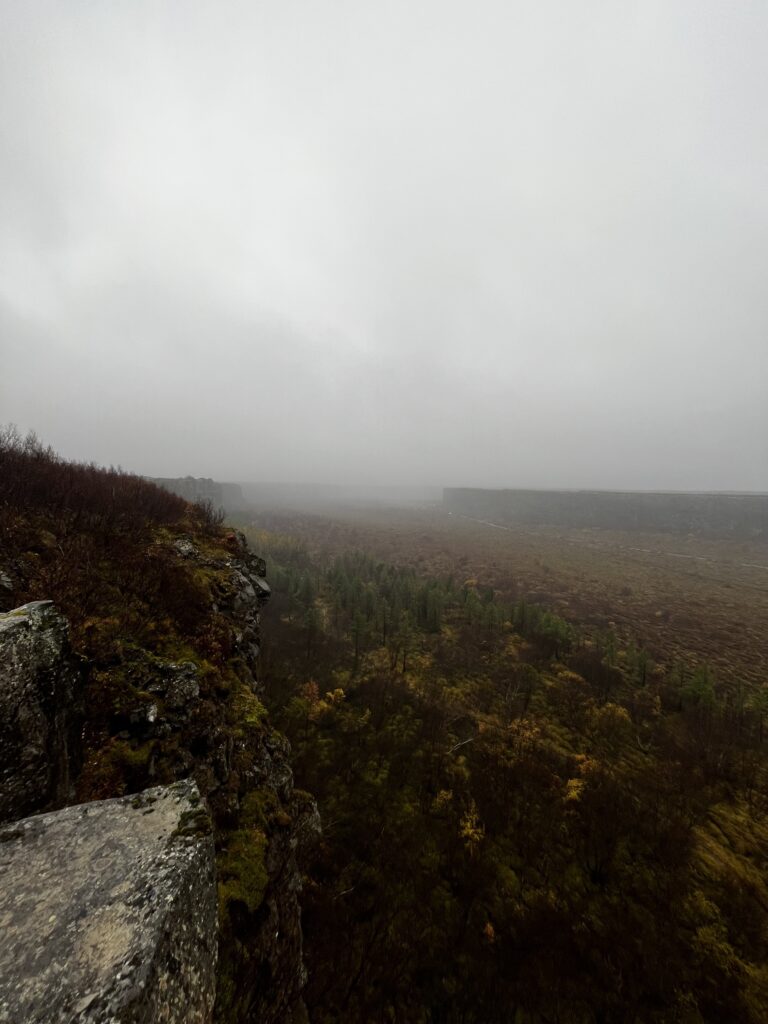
[1,0,766,490]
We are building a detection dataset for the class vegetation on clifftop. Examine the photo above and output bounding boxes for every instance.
[0,429,304,1023]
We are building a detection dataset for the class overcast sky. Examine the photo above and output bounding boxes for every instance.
[1,1,766,490]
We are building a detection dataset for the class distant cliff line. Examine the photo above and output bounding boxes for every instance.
[148,475,247,514]
[443,487,768,541]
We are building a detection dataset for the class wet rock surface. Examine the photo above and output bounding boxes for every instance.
[0,780,217,1024]
[146,659,200,712]
[0,531,318,1024]
[0,601,83,824]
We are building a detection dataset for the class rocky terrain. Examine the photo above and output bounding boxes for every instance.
[0,780,216,1024]
[0,600,83,822]
[0,436,319,1023]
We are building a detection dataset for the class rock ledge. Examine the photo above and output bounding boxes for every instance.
[0,780,217,1024]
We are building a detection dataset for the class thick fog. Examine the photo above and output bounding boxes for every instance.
[1,1,766,491]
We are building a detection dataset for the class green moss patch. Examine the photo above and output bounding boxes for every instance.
[218,827,269,915]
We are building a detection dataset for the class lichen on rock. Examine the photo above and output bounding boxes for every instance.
[0,779,217,1024]
[1,518,319,1024]
[0,600,84,824]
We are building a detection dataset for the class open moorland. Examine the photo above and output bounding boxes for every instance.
[250,503,768,688]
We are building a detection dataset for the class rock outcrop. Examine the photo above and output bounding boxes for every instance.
[0,527,318,1023]
[197,533,318,1024]
[0,780,217,1024]
[0,601,83,824]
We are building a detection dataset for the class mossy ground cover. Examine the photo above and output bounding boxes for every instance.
[218,827,269,915]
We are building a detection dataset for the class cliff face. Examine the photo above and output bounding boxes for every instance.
[0,527,318,1023]
[0,601,83,822]
[163,532,319,1024]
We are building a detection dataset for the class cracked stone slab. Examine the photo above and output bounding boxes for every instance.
[0,780,217,1024]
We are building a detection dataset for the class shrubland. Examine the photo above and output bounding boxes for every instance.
[248,515,768,1024]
